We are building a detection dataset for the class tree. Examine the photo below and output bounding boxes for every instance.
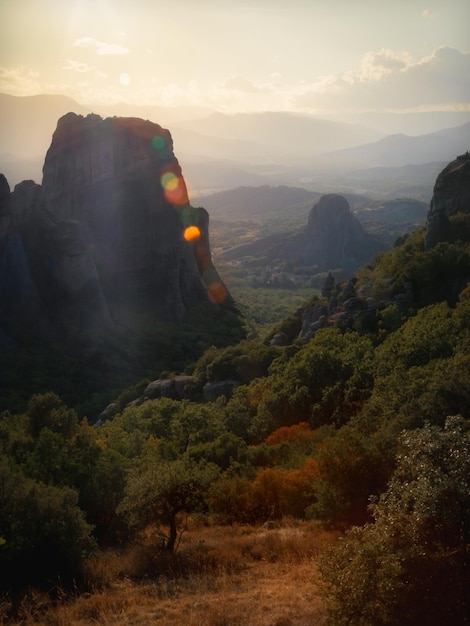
[310,424,392,526]
[0,455,94,588]
[27,392,78,439]
[320,417,470,626]
[375,302,455,376]
[251,328,375,430]
[119,457,219,551]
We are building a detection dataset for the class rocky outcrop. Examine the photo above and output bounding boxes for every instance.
[0,177,52,345]
[222,194,385,273]
[425,152,470,249]
[143,376,196,401]
[0,113,231,345]
[202,379,239,402]
[285,194,384,271]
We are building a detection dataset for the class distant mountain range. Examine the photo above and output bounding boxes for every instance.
[319,123,470,168]
[1,93,469,199]
[173,111,382,160]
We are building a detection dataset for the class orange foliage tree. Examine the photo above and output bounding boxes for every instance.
[209,457,318,523]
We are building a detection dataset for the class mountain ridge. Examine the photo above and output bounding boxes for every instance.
[319,122,470,167]
[1,93,468,197]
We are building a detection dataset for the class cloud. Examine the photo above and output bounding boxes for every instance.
[422,9,433,18]
[164,47,470,115]
[357,50,410,80]
[294,46,470,113]
[0,66,41,96]
[62,60,107,81]
[218,75,262,93]
[63,60,91,73]
[73,37,129,56]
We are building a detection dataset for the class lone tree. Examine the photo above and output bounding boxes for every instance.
[120,457,218,552]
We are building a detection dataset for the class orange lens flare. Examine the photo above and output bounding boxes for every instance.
[184,225,201,241]
[207,281,228,304]
[160,171,189,206]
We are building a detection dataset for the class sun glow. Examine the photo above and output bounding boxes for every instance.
[119,72,131,86]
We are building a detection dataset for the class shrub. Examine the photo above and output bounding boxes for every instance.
[0,456,95,588]
[320,417,470,626]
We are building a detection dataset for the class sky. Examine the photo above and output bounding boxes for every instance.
[1,0,469,118]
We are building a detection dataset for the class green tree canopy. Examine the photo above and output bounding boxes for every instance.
[320,417,470,626]
[119,457,219,552]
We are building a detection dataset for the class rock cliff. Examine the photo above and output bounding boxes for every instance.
[425,152,470,248]
[286,194,383,270]
[0,113,231,346]
[222,193,384,273]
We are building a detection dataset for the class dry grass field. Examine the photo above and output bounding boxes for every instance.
[2,521,337,625]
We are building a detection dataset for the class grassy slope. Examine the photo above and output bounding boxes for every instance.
[6,522,335,625]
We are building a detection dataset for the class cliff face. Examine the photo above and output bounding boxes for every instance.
[425,153,470,249]
[0,113,230,346]
[221,193,384,273]
[295,194,379,269]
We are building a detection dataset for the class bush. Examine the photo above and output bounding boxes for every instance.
[320,417,470,626]
[209,458,318,523]
[309,424,392,526]
[0,456,95,588]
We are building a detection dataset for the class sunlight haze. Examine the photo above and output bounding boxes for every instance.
[1,0,469,119]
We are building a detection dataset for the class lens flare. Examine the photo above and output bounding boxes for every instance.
[201,268,227,303]
[152,135,166,151]
[160,170,189,206]
[161,171,179,191]
[184,225,201,241]
[181,204,199,227]
[208,281,228,304]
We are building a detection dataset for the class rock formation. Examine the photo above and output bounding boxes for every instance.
[0,113,231,346]
[425,152,470,249]
[222,193,385,273]
[285,194,384,270]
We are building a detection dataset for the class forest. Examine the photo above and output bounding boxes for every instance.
[1,211,470,624]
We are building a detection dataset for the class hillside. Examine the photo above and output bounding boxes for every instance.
[0,150,469,625]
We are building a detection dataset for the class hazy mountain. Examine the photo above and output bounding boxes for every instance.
[175,111,383,159]
[341,110,470,136]
[192,185,322,220]
[0,93,91,160]
[302,161,446,202]
[1,93,468,198]
[320,123,470,168]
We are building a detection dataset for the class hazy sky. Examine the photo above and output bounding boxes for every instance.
[1,0,469,116]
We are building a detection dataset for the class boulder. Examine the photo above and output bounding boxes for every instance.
[143,375,196,400]
[203,380,238,402]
